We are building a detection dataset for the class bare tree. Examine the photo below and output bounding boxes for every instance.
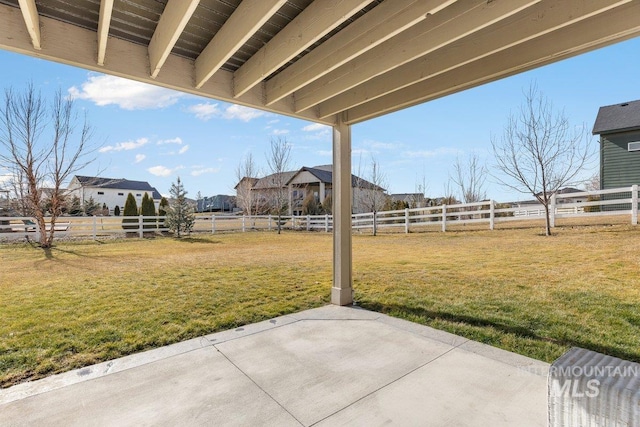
[451,153,487,203]
[0,84,95,248]
[234,152,260,216]
[411,168,429,208]
[491,85,593,236]
[265,137,292,234]
[585,172,600,191]
[355,156,388,236]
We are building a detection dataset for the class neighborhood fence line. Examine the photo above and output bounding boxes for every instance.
[0,185,638,241]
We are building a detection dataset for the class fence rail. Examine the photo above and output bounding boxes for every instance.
[1,185,638,241]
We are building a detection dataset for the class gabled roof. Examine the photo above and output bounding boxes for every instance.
[234,177,259,190]
[286,165,385,191]
[592,100,640,135]
[72,176,162,200]
[252,172,298,190]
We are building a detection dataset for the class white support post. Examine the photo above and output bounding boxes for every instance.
[242,215,246,232]
[93,215,97,240]
[138,215,143,238]
[550,194,556,228]
[632,184,638,226]
[489,200,495,231]
[442,205,447,232]
[212,215,216,234]
[404,208,409,234]
[332,117,353,306]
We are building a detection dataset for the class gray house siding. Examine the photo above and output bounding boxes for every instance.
[600,130,640,189]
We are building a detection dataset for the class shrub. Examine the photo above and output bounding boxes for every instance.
[141,192,157,229]
[122,193,138,230]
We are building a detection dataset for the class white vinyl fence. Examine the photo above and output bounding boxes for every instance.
[1,186,638,241]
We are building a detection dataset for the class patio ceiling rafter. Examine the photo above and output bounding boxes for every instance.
[96,0,114,66]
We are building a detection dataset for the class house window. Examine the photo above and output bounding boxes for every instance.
[136,193,141,197]
[118,193,124,196]
[628,141,640,152]
[97,191,104,195]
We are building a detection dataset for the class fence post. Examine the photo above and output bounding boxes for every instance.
[325,214,329,232]
[212,215,216,234]
[489,200,495,231]
[404,208,410,234]
[93,215,97,240]
[242,215,246,232]
[442,205,447,232]
[550,194,556,228]
[268,215,272,231]
[138,215,143,238]
[632,185,638,226]
[307,215,311,231]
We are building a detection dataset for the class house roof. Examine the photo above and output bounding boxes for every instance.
[252,171,299,190]
[234,177,259,190]
[592,100,640,135]
[73,176,162,200]
[2,2,637,126]
[286,165,385,191]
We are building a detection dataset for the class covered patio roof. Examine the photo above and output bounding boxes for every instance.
[0,0,638,126]
[1,0,639,305]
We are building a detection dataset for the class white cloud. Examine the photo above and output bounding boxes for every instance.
[316,150,332,157]
[402,147,461,158]
[100,137,149,153]
[302,123,328,132]
[68,75,184,110]
[178,145,190,154]
[134,154,146,163]
[272,129,289,135]
[188,103,221,121]
[157,137,183,145]
[191,167,220,176]
[224,104,267,122]
[147,165,174,177]
[187,102,267,122]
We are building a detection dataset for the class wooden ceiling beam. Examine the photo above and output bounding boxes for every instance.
[232,0,372,98]
[195,0,287,89]
[97,0,115,66]
[148,0,200,79]
[17,0,40,50]
[293,0,539,113]
[265,0,456,106]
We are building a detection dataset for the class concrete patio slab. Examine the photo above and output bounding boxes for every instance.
[0,305,549,426]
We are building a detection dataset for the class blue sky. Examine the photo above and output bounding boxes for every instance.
[0,36,639,202]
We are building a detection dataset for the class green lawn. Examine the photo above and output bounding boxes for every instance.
[2,224,639,388]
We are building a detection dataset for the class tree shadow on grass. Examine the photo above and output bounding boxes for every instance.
[359,300,640,363]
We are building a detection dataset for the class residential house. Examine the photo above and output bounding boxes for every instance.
[592,99,640,189]
[236,165,386,215]
[196,195,236,213]
[390,193,427,208]
[67,176,162,215]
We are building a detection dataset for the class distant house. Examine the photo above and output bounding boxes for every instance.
[390,193,426,208]
[592,100,640,189]
[236,165,386,215]
[68,176,162,214]
[196,195,236,213]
